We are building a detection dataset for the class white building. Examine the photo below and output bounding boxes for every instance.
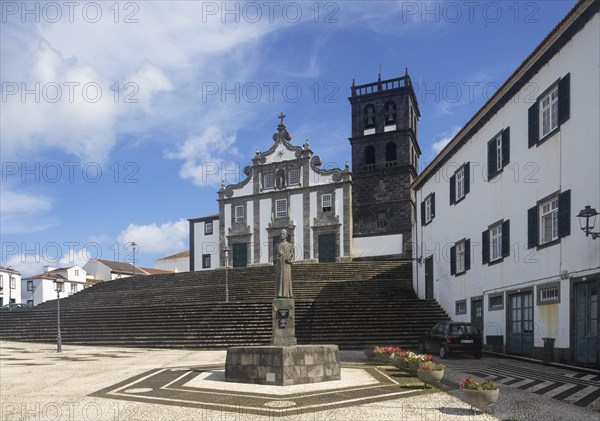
[0,266,21,306]
[155,251,190,272]
[190,117,353,269]
[412,0,599,366]
[84,258,146,282]
[21,266,94,307]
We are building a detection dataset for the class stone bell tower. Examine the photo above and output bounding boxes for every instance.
[348,70,421,258]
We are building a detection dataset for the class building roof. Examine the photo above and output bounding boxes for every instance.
[85,279,103,285]
[138,267,174,275]
[0,266,20,275]
[188,214,219,223]
[413,0,598,190]
[156,251,190,261]
[95,259,147,275]
[22,273,67,281]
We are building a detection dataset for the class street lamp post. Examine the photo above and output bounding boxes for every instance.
[577,205,600,240]
[131,242,138,277]
[6,266,13,304]
[53,279,64,353]
[224,246,230,303]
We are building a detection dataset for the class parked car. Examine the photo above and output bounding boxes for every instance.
[1,303,29,310]
[419,321,483,359]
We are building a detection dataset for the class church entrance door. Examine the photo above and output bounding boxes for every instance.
[318,234,336,263]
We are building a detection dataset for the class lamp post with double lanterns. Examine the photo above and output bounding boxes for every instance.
[224,246,230,303]
[53,278,64,353]
[577,205,600,240]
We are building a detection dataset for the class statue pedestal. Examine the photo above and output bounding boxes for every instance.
[272,298,297,346]
[225,345,340,386]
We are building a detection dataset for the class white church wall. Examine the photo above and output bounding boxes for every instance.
[290,193,303,256]
[259,198,271,263]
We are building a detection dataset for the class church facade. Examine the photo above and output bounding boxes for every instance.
[189,74,421,270]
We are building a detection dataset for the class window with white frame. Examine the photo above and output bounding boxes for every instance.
[455,300,467,315]
[539,197,559,244]
[71,283,77,294]
[495,135,503,172]
[489,294,504,310]
[205,221,213,235]
[10,277,15,289]
[27,281,33,291]
[538,283,560,305]
[75,269,79,276]
[490,224,503,261]
[202,254,211,269]
[456,241,465,274]
[540,86,559,137]
[288,168,300,185]
[235,206,244,223]
[264,173,274,189]
[424,195,433,224]
[0,275,3,288]
[322,194,332,212]
[455,167,465,201]
[275,199,287,218]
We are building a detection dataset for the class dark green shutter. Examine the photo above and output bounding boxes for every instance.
[558,189,571,238]
[464,163,470,196]
[482,230,490,264]
[450,245,456,275]
[558,73,570,125]
[502,220,510,258]
[449,175,456,205]
[487,138,497,180]
[502,127,510,167]
[527,206,539,248]
[431,193,435,219]
[421,200,426,226]
[528,102,539,148]
[465,239,471,271]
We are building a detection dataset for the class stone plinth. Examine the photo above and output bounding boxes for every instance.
[272,298,296,346]
[225,345,340,386]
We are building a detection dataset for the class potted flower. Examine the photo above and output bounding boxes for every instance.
[460,376,499,413]
[374,345,401,363]
[404,352,432,374]
[417,361,445,386]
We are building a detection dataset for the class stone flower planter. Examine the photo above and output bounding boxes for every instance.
[462,389,500,411]
[363,348,377,359]
[392,355,407,368]
[417,369,444,385]
[377,353,393,363]
[407,361,420,374]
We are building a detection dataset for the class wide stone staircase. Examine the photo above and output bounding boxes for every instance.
[0,261,449,349]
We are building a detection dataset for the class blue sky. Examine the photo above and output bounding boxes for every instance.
[1,0,576,275]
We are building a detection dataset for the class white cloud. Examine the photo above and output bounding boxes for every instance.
[117,219,188,256]
[166,125,245,187]
[432,126,461,155]
[0,187,56,234]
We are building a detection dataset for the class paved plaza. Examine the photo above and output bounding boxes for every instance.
[1,341,599,420]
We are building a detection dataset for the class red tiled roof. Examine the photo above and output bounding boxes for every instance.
[96,259,147,275]
[138,267,174,275]
[22,273,67,281]
[156,251,190,261]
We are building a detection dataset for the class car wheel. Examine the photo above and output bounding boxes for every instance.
[439,345,448,359]
[473,353,482,359]
[419,341,426,353]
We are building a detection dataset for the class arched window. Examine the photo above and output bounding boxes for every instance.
[385,142,397,162]
[364,104,376,129]
[365,145,375,165]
